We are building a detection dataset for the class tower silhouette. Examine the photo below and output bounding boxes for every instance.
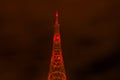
[48,11,67,80]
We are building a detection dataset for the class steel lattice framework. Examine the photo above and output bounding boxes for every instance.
[48,11,67,80]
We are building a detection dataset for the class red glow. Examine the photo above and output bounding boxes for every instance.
[57,56,61,60]
[54,33,60,43]
[56,11,58,17]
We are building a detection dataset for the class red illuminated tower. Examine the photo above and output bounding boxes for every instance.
[48,11,67,80]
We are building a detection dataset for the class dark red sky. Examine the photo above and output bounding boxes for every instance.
[0,0,120,80]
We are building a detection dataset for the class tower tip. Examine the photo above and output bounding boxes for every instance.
[56,11,58,17]
[55,11,59,25]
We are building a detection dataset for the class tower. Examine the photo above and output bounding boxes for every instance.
[48,11,67,80]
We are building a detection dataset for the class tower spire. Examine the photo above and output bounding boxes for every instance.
[48,11,67,80]
[55,11,59,25]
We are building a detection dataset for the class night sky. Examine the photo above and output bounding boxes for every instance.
[0,0,120,80]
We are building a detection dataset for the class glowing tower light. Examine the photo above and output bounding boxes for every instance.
[48,11,67,80]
